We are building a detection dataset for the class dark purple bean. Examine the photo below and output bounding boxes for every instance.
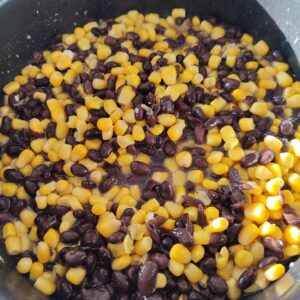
[5,145,23,157]
[0,116,12,134]
[205,117,220,130]
[138,261,158,296]
[262,237,284,253]
[3,169,23,183]
[99,142,113,158]
[0,212,13,224]
[48,205,69,216]
[73,209,84,218]
[238,267,257,290]
[147,222,161,244]
[83,80,93,94]
[81,287,111,300]
[71,163,88,177]
[283,204,300,226]
[272,95,286,105]
[189,290,206,300]
[81,180,96,189]
[163,141,177,156]
[158,182,174,201]
[0,196,11,211]
[112,271,130,293]
[193,156,208,169]
[78,223,94,235]
[194,126,206,144]
[176,276,192,293]
[222,78,240,91]
[201,257,216,274]
[241,134,256,149]
[24,180,38,196]
[60,230,80,243]
[56,277,73,300]
[160,97,175,113]
[130,161,151,175]
[65,250,86,267]
[148,253,169,270]
[208,275,228,294]
[258,256,278,269]
[107,231,126,244]
[81,229,99,247]
[100,174,117,193]
[171,227,194,247]
[240,151,260,168]
[280,120,293,135]
[86,252,97,273]
[209,233,228,248]
[87,149,103,162]
[259,149,274,165]
[98,246,112,263]
[84,128,102,139]
[96,268,111,284]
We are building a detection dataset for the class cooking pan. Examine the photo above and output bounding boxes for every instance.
[0,0,300,299]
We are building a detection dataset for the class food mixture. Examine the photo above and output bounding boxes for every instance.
[1,7,300,300]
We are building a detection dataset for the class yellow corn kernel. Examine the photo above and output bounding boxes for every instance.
[284,225,300,244]
[50,71,63,87]
[5,236,21,255]
[34,276,56,295]
[264,264,285,281]
[2,223,17,239]
[161,65,177,85]
[264,135,283,152]
[164,201,184,219]
[194,229,210,245]
[111,254,132,271]
[276,71,293,87]
[132,125,145,141]
[226,277,241,300]
[206,132,222,146]
[156,273,167,289]
[30,262,44,281]
[187,170,203,184]
[134,236,152,256]
[1,182,18,197]
[207,151,224,164]
[175,151,192,168]
[234,249,253,267]
[168,259,185,277]
[184,263,203,283]
[191,245,205,263]
[216,247,229,269]
[43,228,59,248]
[278,152,294,169]
[250,241,265,264]
[238,223,259,245]
[37,241,50,264]
[209,217,229,233]
[254,40,269,56]
[255,166,274,180]
[212,163,229,175]
[97,216,121,238]
[71,144,88,161]
[250,102,268,117]
[208,55,221,69]
[19,208,36,228]
[157,114,177,127]
[244,203,267,224]
[118,85,135,105]
[170,243,191,264]
[66,267,86,285]
[239,118,255,132]
[15,149,35,168]
[202,178,219,190]
[16,257,32,274]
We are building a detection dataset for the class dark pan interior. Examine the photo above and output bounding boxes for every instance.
[0,0,300,299]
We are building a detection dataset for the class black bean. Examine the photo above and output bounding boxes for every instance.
[201,257,216,274]
[0,212,13,224]
[60,230,80,243]
[163,141,177,156]
[205,117,220,130]
[222,78,240,91]
[81,180,96,189]
[24,180,38,197]
[160,97,175,113]
[65,250,86,267]
[283,204,300,226]
[5,145,23,157]
[144,131,156,147]
[258,256,278,269]
[240,151,260,168]
[241,134,256,149]
[100,174,117,193]
[158,182,174,201]
[84,128,102,139]
[78,222,94,235]
[3,169,23,183]
[71,163,88,177]
[208,275,228,294]
[130,161,151,175]
[0,196,11,211]
[148,253,169,270]
[189,290,206,300]
[96,268,111,284]
[262,236,284,253]
[112,271,130,293]
[81,229,99,247]
[209,233,228,248]
[87,149,103,163]
[45,122,56,139]
[193,156,208,169]
[280,120,293,135]
[259,149,274,165]
[176,276,192,293]
[48,205,69,216]
[171,227,194,247]
[0,116,12,134]
[99,142,113,158]
[81,287,111,300]
[107,231,126,244]
[56,277,73,300]
[86,252,97,273]
[238,267,257,290]
[138,261,158,296]
[272,95,286,105]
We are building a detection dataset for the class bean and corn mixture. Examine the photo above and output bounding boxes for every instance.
[1,7,300,300]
